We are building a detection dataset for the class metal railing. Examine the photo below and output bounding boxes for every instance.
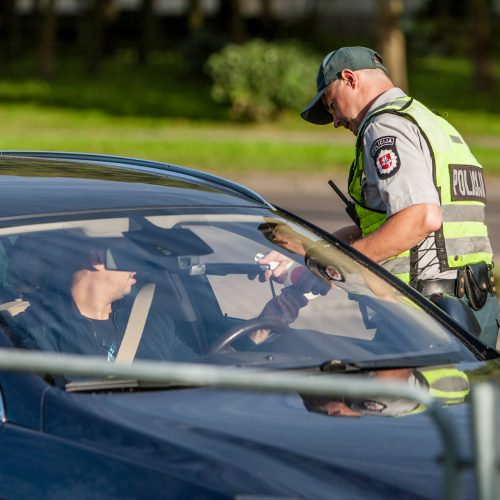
[0,347,462,499]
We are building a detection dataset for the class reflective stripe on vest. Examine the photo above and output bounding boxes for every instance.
[348,96,492,284]
[417,366,470,403]
[407,366,470,415]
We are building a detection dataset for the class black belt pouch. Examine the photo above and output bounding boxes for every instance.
[464,262,489,310]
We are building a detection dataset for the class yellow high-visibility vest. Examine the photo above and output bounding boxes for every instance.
[348,96,492,284]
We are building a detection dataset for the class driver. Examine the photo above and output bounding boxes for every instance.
[9,234,314,360]
[10,238,196,362]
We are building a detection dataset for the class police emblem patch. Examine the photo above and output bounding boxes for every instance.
[361,400,387,412]
[370,136,400,179]
[323,265,344,282]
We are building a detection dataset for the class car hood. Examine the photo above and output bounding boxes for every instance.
[41,383,475,499]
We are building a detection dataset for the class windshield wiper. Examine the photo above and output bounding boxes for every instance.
[319,353,466,373]
[65,378,201,393]
[319,360,371,373]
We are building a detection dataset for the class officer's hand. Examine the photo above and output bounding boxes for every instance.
[256,250,293,282]
[291,266,332,296]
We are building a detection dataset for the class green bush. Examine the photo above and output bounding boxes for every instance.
[206,40,318,121]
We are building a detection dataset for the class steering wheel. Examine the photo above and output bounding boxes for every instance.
[208,318,290,354]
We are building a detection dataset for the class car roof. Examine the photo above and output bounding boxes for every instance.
[0,151,273,219]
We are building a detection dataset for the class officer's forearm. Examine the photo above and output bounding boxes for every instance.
[351,204,441,263]
[331,224,361,244]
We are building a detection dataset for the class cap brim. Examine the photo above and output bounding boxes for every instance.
[300,87,333,125]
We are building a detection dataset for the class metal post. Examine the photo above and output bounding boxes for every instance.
[471,383,499,500]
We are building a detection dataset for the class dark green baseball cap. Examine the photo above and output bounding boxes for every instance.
[300,46,388,125]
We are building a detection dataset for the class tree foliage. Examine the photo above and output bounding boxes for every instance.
[206,40,318,121]
[0,1,497,118]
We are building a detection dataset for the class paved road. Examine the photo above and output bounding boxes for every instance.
[233,172,500,260]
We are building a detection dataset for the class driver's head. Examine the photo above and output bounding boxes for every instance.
[70,244,137,303]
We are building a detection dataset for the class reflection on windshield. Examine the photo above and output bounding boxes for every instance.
[301,366,471,418]
[0,208,476,382]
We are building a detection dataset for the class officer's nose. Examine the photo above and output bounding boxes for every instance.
[332,112,343,129]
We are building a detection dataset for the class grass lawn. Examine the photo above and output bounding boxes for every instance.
[1,102,498,176]
[0,54,499,175]
[0,103,356,174]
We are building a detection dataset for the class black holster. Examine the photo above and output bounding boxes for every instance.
[429,293,481,337]
[458,262,491,311]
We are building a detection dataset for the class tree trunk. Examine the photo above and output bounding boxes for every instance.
[470,0,494,92]
[376,0,408,93]
[0,0,19,63]
[138,0,155,65]
[38,0,57,79]
[86,0,114,75]
[218,0,246,43]
[260,0,272,38]
[187,0,204,34]
[434,0,452,55]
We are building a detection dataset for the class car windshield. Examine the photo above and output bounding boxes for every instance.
[0,206,477,382]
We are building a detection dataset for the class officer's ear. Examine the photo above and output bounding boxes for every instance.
[339,69,357,88]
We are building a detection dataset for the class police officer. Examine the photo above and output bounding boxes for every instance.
[300,46,500,348]
[301,366,470,417]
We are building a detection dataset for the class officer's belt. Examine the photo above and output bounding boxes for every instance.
[415,279,457,296]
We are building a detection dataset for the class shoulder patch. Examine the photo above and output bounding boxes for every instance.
[369,135,400,179]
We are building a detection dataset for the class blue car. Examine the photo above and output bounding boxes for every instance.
[0,151,497,499]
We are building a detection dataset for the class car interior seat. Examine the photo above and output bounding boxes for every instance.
[0,231,75,318]
[151,271,208,354]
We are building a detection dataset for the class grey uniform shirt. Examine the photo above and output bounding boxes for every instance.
[359,87,456,280]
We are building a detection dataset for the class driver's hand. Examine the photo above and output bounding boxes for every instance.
[248,282,311,345]
[259,286,308,325]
